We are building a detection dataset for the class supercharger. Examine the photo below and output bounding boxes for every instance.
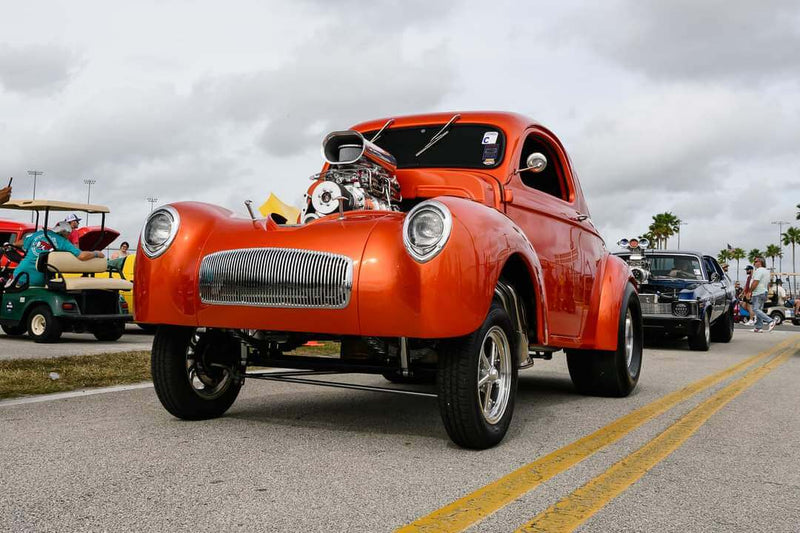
[301,130,402,223]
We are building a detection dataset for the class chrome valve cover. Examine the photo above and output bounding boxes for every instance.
[198,248,353,309]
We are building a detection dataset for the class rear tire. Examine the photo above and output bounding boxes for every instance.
[688,311,711,351]
[1,323,27,336]
[769,311,784,326]
[151,326,242,420]
[710,306,734,343]
[27,305,62,343]
[567,283,643,397]
[92,320,126,341]
[437,299,518,449]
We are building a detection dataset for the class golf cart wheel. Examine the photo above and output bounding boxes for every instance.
[710,306,734,343]
[1,323,27,336]
[769,311,784,326]
[567,283,643,397]
[688,311,711,351]
[437,298,518,449]
[27,305,63,343]
[92,320,126,341]
[151,326,243,420]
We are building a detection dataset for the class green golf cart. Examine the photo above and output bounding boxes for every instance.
[0,199,133,343]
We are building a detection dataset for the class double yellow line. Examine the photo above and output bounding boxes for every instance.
[400,336,799,533]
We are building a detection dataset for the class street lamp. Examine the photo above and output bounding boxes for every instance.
[677,222,688,250]
[83,179,96,225]
[27,170,43,222]
[772,220,789,275]
[146,196,159,212]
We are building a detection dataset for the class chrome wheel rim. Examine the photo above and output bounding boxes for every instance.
[185,330,232,400]
[30,314,47,336]
[624,309,634,369]
[477,326,512,425]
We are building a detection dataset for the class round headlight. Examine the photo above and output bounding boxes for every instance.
[673,302,689,317]
[403,200,452,263]
[140,206,180,258]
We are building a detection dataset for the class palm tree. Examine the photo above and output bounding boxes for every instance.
[648,212,681,249]
[748,248,762,264]
[730,247,746,282]
[782,227,800,295]
[796,203,800,220]
[717,249,733,270]
[765,244,782,270]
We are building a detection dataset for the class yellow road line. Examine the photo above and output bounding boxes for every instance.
[399,336,798,533]
[517,344,797,533]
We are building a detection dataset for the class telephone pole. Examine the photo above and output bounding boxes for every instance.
[772,220,789,275]
[147,196,158,212]
[83,179,96,225]
[27,170,44,222]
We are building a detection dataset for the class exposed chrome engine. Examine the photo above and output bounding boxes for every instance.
[617,237,651,284]
[301,130,401,223]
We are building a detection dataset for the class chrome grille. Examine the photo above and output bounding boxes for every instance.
[198,248,353,309]
[640,302,672,315]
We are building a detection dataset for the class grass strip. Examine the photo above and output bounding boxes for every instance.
[0,342,340,399]
[0,351,151,399]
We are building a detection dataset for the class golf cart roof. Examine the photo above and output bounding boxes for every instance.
[1,199,110,214]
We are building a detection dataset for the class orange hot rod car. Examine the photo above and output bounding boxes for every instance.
[135,112,643,449]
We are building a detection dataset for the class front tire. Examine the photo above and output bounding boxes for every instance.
[27,305,63,343]
[769,311,784,326]
[711,306,734,343]
[1,323,27,336]
[151,326,243,420]
[688,311,711,351]
[437,299,518,449]
[91,320,126,341]
[567,283,643,397]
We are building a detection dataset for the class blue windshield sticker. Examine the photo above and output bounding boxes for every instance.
[482,143,499,165]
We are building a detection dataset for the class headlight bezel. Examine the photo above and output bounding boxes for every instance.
[140,205,180,258]
[402,200,453,263]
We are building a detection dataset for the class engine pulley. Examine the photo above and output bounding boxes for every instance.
[311,181,344,215]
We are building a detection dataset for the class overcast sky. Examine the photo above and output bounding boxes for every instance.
[2,0,799,279]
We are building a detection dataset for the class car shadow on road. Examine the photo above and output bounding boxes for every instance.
[224,372,584,445]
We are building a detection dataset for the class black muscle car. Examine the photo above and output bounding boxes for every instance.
[614,249,736,351]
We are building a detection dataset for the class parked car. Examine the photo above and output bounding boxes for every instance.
[614,245,735,350]
[0,219,35,271]
[135,111,643,449]
[0,200,133,342]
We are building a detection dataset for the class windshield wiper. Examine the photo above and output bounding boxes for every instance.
[370,118,394,143]
[415,114,460,157]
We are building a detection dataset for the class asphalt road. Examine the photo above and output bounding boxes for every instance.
[2,331,799,532]
[0,325,153,360]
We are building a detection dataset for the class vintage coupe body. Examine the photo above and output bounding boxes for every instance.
[614,246,735,350]
[136,111,643,449]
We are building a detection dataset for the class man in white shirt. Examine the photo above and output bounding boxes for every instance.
[744,257,775,332]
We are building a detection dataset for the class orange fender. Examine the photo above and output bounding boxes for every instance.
[590,254,635,351]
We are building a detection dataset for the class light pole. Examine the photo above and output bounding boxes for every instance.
[146,196,158,212]
[27,170,43,222]
[83,179,96,225]
[772,220,789,275]
[677,222,688,250]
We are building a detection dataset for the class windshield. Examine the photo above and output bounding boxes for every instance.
[619,254,704,280]
[364,124,505,169]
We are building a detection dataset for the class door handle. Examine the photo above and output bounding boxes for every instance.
[571,213,589,222]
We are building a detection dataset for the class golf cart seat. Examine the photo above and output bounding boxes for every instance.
[40,251,133,291]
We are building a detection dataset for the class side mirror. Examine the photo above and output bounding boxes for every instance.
[710,272,720,282]
[516,152,547,174]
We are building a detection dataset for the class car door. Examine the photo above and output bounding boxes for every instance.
[504,129,600,340]
[703,255,728,320]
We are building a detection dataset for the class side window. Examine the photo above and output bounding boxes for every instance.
[518,134,569,201]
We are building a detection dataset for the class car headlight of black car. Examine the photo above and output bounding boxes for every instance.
[672,301,697,317]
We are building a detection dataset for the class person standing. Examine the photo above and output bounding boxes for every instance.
[741,265,754,325]
[111,241,130,259]
[745,257,775,333]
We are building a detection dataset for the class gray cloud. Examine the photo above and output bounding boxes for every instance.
[0,43,82,95]
[555,0,800,83]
